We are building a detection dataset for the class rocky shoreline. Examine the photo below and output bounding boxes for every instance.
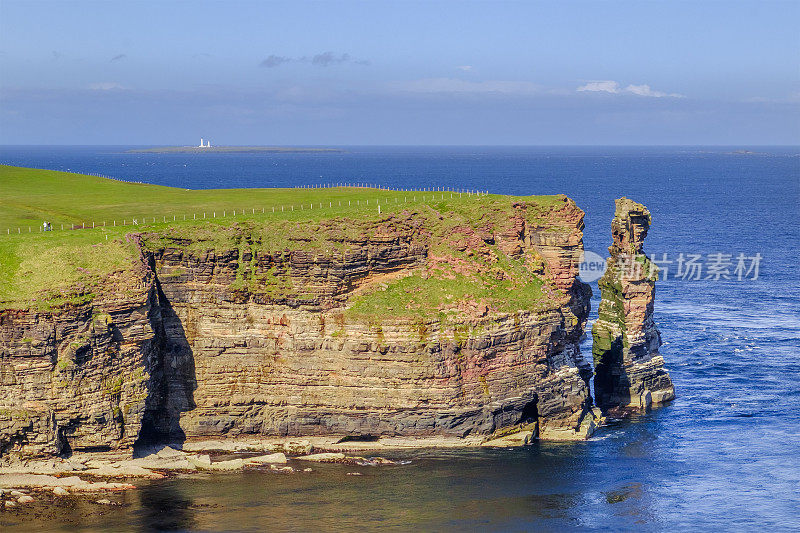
[0,435,507,515]
[0,429,600,488]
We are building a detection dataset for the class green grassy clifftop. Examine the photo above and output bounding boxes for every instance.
[0,165,581,315]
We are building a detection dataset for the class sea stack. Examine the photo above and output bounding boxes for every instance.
[592,198,675,411]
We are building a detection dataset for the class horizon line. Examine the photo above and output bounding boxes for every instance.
[1,143,798,148]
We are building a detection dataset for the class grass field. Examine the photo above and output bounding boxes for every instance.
[0,164,568,311]
[0,164,497,231]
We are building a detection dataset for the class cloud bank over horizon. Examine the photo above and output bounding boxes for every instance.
[259,52,369,68]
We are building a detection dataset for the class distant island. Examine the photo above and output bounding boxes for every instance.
[127,146,343,154]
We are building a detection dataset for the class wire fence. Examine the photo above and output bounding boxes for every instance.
[4,183,490,236]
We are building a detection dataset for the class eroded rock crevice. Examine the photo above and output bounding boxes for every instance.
[134,256,197,448]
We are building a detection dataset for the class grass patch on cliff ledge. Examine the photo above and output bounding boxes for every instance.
[0,231,139,309]
[1,165,577,310]
[345,269,547,321]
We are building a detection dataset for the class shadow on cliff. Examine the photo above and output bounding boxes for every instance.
[134,267,198,454]
[593,337,633,410]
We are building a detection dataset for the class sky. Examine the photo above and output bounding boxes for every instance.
[0,0,798,145]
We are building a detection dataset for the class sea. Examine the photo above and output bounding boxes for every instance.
[0,146,798,532]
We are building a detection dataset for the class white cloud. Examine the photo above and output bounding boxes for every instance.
[389,78,541,95]
[456,65,473,71]
[577,80,621,94]
[89,82,125,91]
[577,80,683,98]
[624,84,683,98]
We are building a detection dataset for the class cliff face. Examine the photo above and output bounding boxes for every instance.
[143,200,596,444]
[592,198,675,410]
[0,266,159,456]
[0,196,600,458]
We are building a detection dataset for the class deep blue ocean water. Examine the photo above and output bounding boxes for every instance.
[1,146,799,531]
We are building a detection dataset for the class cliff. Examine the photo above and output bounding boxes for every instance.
[0,264,158,456]
[592,198,675,410]
[0,194,604,458]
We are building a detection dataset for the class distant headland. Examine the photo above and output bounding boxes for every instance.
[127,146,343,154]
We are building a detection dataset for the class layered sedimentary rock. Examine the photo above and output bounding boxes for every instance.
[1,195,603,459]
[142,199,597,444]
[0,267,159,457]
[592,198,675,410]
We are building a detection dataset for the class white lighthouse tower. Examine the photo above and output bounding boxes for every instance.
[198,138,211,148]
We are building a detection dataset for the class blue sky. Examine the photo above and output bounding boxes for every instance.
[1,0,798,145]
